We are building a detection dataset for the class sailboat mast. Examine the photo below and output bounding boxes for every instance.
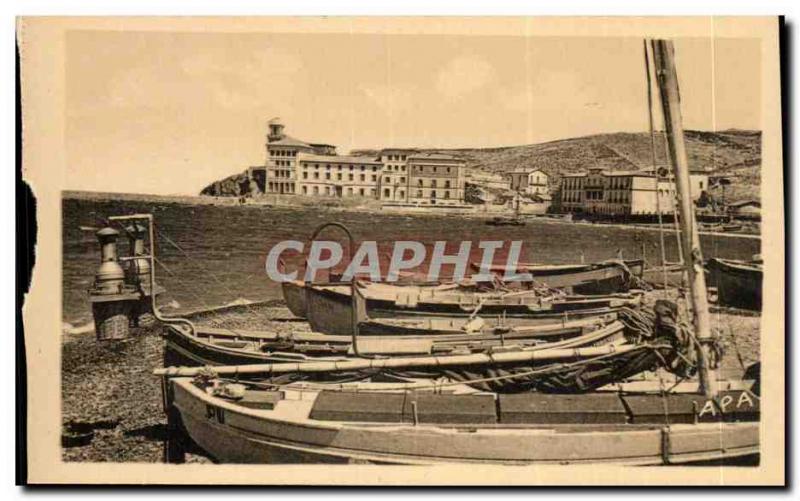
[651,39,717,398]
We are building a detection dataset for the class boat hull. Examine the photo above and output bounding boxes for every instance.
[164,316,623,367]
[706,258,763,310]
[168,378,759,465]
[305,283,639,336]
[472,260,644,294]
[281,281,308,318]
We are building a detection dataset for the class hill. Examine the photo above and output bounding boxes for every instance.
[203,130,761,202]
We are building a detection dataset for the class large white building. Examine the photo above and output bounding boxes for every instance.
[249,120,466,204]
[559,168,709,216]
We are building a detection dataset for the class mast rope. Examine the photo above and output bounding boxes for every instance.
[644,40,670,296]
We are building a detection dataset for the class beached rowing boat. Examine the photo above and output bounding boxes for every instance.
[469,259,644,294]
[706,257,763,310]
[163,313,625,366]
[292,280,641,336]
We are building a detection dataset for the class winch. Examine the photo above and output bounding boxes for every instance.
[88,217,165,341]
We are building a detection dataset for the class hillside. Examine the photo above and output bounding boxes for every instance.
[203,130,761,202]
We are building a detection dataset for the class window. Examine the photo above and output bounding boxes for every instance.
[303,172,308,179]
[360,174,365,182]
[444,191,450,199]
[325,173,331,180]
[431,180,437,188]
[417,190,423,197]
[371,175,377,181]
[384,177,390,183]
[313,172,319,179]
[302,186,307,194]
[431,190,437,199]
[313,186,319,195]
[384,188,391,198]
[349,174,354,181]
[359,188,365,196]
[445,180,451,188]
[337,173,342,180]
[400,177,405,183]
[399,190,405,198]
[418,179,423,187]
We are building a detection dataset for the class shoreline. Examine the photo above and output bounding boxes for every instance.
[64,190,761,240]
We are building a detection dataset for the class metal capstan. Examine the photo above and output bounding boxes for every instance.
[125,222,152,294]
[93,227,126,295]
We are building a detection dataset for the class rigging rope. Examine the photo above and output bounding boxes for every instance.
[644,40,670,296]
[155,228,274,331]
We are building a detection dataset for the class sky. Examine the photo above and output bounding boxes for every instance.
[65,31,761,195]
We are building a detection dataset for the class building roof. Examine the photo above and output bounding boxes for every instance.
[380,148,420,154]
[604,170,655,177]
[299,153,382,164]
[408,153,464,162]
[509,169,547,175]
[268,134,313,148]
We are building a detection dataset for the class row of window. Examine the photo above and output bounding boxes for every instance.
[415,179,452,188]
[303,171,377,182]
[301,185,375,197]
[273,160,293,167]
[269,149,298,157]
[301,163,379,172]
[269,169,293,178]
[384,154,409,161]
[410,189,454,199]
[412,165,457,174]
[266,182,296,193]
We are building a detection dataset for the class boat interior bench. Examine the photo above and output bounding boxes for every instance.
[305,389,759,425]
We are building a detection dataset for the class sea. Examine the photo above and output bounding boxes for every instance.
[62,196,760,328]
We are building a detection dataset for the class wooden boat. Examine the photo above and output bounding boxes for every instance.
[159,361,759,465]
[293,280,641,336]
[163,315,625,368]
[706,258,763,310]
[485,216,525,226]
[469,259,644,294]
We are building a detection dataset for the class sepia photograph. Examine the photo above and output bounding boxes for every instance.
[19,16,784,485]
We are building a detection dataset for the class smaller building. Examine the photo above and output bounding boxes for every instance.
[407,153,466,205]
[378,148,418,202]
[525,170,549,196]
[506,169,549,195]
[557,167,709,216]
